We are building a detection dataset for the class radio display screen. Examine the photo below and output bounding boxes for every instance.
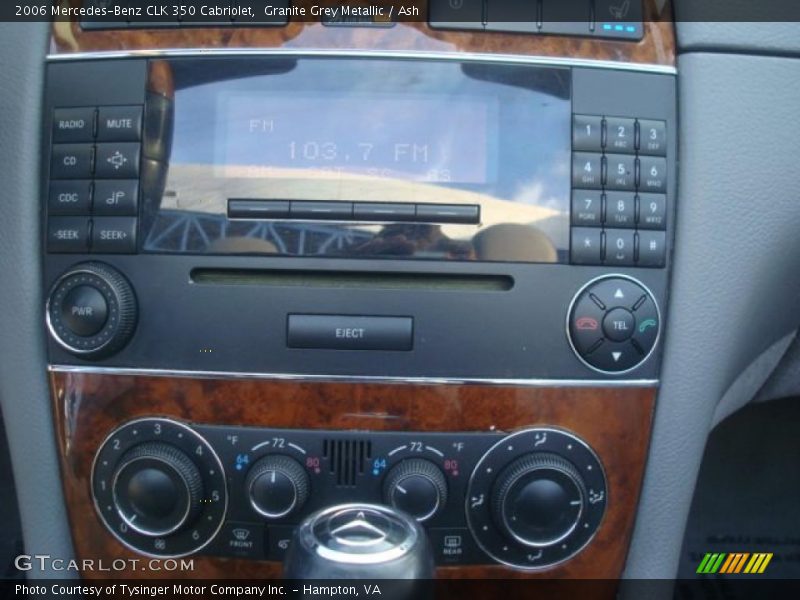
[142,58,571,263]
[220,93,493,185]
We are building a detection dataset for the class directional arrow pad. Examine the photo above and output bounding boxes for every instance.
[569,277,661,374]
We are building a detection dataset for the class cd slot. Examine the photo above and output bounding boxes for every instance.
[227,199,481,225]
[190,268,513,292]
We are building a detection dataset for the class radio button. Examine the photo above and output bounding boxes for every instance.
[604,154,636,191]
[571,190,603,227]
[604,192,636,228]
[53,107,95,143]
[287,315,413,351]
[47,217,90,253]
[95,143,141,179]
[93,180,139,216]
[604,117,636,154]
[572,153,602,189]
[51,144,93,179]
[603,229,635,266]
[97,106,143,142]
[572,115,603,153]
[49,180,92,215]
[570,228,602,265]
[91,217,137,254]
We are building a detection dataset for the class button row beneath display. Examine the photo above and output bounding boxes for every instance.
[572,153,667,193]
[571,228,666,267]
[572,191,666,230]
[47,217,137,254]
[53,106,142,144]
[573,115,667,156]
[49,180,138,216]
[51,143,141,180]
[228,200,481,225]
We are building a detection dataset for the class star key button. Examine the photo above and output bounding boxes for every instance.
[571,228,602,265]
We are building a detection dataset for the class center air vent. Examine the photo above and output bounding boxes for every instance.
[323,439,372,487]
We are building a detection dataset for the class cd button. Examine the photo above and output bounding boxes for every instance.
[51,144,94,179]
[287,315,413,351]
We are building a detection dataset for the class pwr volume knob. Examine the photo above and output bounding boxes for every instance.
[46,262,137,359]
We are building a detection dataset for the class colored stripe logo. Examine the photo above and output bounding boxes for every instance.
[696,552,773,574]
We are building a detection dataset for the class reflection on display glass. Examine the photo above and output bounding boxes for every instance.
[142,58,571,263]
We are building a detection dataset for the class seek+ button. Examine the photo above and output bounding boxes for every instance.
[288,315,413,351]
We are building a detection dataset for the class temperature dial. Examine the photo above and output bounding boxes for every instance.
[383,459,448,522]
[245,455,309,519]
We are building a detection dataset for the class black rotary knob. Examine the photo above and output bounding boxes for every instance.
[492,453,586,548]
[47,262,137,359]
[246,455,310,520]
[383,459,448,522]
[111,442,203,537]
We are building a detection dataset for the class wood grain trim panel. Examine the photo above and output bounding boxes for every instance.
[51,372,654,581]
[51,1,674,67]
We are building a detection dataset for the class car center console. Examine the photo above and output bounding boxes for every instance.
[44,0,675,586]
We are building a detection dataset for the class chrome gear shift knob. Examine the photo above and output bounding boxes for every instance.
[284,503,434,584]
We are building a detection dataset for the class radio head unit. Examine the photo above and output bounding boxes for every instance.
[141,58,571,263]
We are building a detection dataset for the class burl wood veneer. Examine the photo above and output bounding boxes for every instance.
[51,371,654,583]
[51,0,675,68]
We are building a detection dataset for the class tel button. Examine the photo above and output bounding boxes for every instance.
[60,285,108,337]
[602,308,634,342]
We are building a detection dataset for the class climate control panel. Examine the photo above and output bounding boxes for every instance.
[92,418,607,569]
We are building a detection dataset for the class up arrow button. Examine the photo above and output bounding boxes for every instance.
[614,288,625,299]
